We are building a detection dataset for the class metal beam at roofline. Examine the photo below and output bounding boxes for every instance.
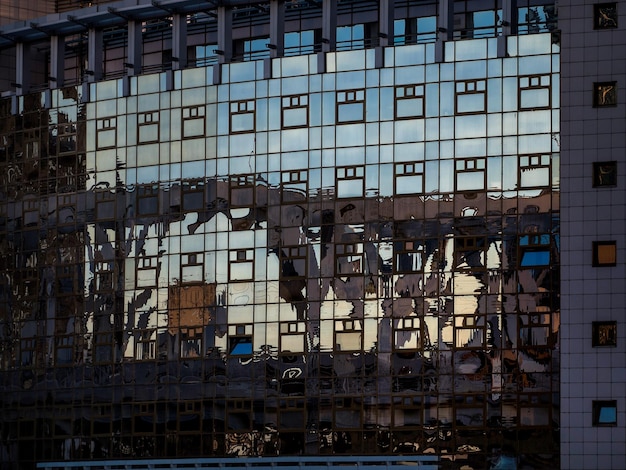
[0,0,535,51]
[0,0,225,49]
[36,455,440,470]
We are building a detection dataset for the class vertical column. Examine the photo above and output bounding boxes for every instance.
[217,5,233,64]
[127,20,143,75]
[502,0,518,35]
[15,42,31,95]
[172,13,188,70]
[435,0,453,63]
[50,36,65,88]
[87,27,103,82]
[321,0,337,53]
[498,0,518,57]
[269,0,285,58]
[378,0,394,48]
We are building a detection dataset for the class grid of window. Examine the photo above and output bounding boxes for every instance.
[0,30,560,469]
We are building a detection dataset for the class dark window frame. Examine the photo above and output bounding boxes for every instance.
[281,169,308,203]
[335,165,365,199]
[395,161,425,195]
[594,3,618,29]
[138,110,160,144]
[96,116,117,150]
[336,89,366,124]
[229,100,256,134]
[180,327,203,358]
[135,328,157,360]
[334,319,363,352]
[455,79,487,115]
[229,248,254,281]
[230,174,256,208]
[592,321,617,347]
[335,242,365,276]
[228,333,253,357]
[95,190,116,220]
[518,74,552,110]
[519,154,551,189]
[592,240,617,267]
[137,184,160,216]
[279,245,308,280]
[593,81,617,107]
[393,316,423,352]
[593,161,617,187]
[592,400,617,426]
[518,232,552,268]
[281,94,309,129]
[181,180,205,211]
[455,157,487,192]
[394,84,425,120]
[394,239,425,274]
[454,236,488,271]
[182,105,206,139]
[280,321,306,354]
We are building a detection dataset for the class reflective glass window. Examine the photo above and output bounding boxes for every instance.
[593,161,617,187]
[592,321,617,347]
[592,241,617,267]
[336,89,365,123]
[593,400,618,426]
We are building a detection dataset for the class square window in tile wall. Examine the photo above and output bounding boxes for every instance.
[593,161,617,187]
[593,82,617,107]
[594,3,618,29]
[592,400,617,426]
[592,241,617,267]
[592,321,617,347]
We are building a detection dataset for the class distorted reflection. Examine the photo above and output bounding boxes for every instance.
[0,32,559,468]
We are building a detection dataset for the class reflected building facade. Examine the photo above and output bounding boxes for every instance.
[0,1,561,469]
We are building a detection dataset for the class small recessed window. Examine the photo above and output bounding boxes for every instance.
[592,241,617,267]
[594,3,618,29]
[592,400,617,426]
[592,321,617,347]
[593,82,617,107]
[593,161,617,187]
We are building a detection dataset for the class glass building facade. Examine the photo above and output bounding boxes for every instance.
[0,1,560,468]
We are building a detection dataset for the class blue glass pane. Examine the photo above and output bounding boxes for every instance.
[599,406,617,424]
[521,251,550,266]
[230,339,253,356]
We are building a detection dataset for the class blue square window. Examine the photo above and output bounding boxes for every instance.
[593,400,617,426]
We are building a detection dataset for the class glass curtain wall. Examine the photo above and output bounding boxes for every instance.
[0,32,559,468]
